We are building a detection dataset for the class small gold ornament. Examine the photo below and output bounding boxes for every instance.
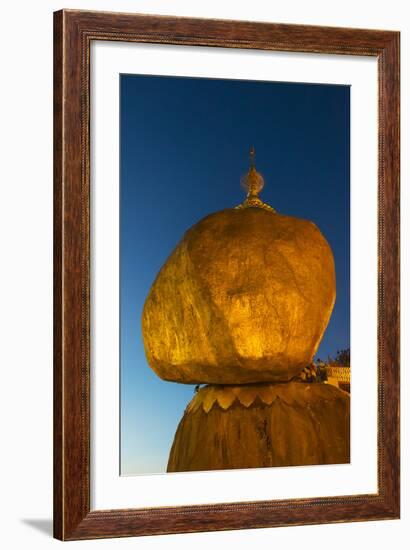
[236,146,275,212]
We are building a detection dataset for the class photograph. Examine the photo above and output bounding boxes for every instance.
[120,73,351,475]
[50,8,400,540]
[0,1,404,547]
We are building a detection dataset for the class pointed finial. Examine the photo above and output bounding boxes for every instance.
[236,147,275,212]
[249,145,256,168]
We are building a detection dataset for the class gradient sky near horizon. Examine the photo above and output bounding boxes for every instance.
[120,74,350,476]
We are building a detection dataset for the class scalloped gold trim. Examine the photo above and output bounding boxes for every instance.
[186,382,339,414]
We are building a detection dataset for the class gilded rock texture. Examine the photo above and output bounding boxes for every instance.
[142,208,335,384]
[167,383,350,472]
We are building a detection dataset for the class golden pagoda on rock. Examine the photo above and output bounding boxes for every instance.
[142,148,349,472]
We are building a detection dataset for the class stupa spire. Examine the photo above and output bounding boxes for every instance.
[236,146,275,212]
[249,144,256,168]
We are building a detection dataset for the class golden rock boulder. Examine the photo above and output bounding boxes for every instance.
[142,207,336,384]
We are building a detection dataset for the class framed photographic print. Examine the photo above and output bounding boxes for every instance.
[53,9,400,540]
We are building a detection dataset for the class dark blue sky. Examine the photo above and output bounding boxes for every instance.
[120,74,350,475]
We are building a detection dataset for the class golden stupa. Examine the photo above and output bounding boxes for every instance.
[142,148,349,472]
[142,147,336,384]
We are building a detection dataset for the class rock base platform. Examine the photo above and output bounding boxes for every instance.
[167,382,350,472]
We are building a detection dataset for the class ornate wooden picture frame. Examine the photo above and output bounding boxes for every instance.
[54,9,400,540]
